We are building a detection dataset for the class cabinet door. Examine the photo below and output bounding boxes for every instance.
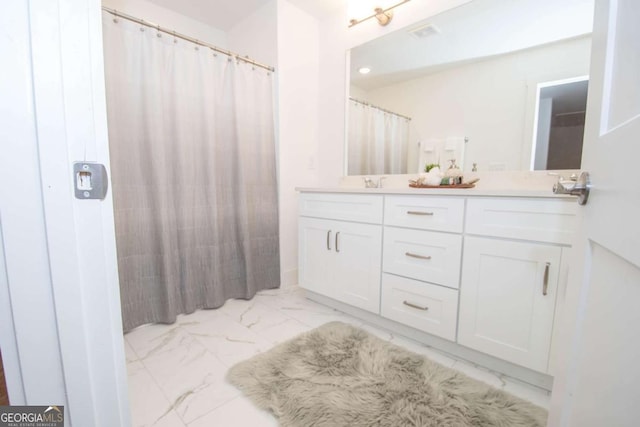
[458,236,561,373]
[298,217,334,297]
[299,217,383,313]
[333,222,382,314]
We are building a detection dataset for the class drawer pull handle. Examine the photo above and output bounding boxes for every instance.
[335,231,340,253]
[405,252,432,260]
[407,211,434,216]
[543,262,550,296]
[403,300,429,311]
[326,230,332,251]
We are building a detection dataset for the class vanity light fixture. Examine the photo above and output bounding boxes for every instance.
[358,67,371,74]
[348,0,411,28]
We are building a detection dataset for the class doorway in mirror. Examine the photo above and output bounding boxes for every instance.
[532,77,589,170]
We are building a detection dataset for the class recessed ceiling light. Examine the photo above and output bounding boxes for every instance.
[358,67,371,74]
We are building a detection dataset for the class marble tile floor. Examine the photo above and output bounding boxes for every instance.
[124,286,551,427]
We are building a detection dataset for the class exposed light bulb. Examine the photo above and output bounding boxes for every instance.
[358,67,371,74]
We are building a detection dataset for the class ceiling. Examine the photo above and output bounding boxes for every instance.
[350,0,595,90]
[145,0,344,31]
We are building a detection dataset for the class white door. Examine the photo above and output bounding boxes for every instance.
[333,222,382,313]
[0,0,129,424]
[548,0,640,425]
[458,237,561,373]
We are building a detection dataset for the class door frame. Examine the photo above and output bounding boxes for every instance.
[0,0,129,425]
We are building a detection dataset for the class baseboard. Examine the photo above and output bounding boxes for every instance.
[280,268,298,289]
[305,290,554,391]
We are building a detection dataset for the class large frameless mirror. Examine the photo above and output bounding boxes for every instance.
[346,0,594,175]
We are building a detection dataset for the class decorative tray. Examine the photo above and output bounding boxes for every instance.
[409,183,476,189]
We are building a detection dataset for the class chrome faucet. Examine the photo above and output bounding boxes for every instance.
[363,177,386,188]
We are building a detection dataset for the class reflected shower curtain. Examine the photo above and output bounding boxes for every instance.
[102,13,280,332]
[348,100,409,175]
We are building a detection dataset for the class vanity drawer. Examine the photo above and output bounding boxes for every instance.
[384,196,464,232]
[466,197,579,244]
[383,227,462,288]
[381,273,458,341]
[299,192,383,224]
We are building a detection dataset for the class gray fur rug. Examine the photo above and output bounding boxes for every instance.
[227,322,547,427]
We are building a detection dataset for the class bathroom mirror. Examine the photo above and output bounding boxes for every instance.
[346,0,594,175]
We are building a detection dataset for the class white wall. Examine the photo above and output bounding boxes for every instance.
[228,0,278,67]
[277,0,320,287]
[349,84,369,102]
[364,36,591,172]
[317,9,350,185]
[102,0,228,47]
[345,0,473,50]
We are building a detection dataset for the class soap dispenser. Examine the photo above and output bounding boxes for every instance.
[445,159,462,185]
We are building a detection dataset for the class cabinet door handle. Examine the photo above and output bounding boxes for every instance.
[335,232,340,253]
[543,262,550,296]
[407,211,434,216]
[405,252,432,260]
[326,230,332,251]
[403,300,429,311]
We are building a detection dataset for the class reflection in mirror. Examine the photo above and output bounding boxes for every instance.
[347,0,595,175]
[532,77,588,170]
[347,98,411,175]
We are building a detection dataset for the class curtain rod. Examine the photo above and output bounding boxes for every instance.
[101,6,275,72]
[349,97,412,121]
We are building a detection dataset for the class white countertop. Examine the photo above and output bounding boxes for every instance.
[297,171,580,199]
[295,186,575,198]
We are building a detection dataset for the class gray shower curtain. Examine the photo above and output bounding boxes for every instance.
[102,12,280,332]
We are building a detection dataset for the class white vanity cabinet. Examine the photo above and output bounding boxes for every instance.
[458,197,578,373]
[298,193,383,313]
[380,196,465,341]
[298,190,578,382]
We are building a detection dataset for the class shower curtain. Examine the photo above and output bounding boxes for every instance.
[348,100,410,175]
[102,12,280,332]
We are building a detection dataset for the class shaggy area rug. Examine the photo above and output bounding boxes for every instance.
[227,322,548,427]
